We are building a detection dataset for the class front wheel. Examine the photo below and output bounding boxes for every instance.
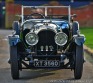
[74,45,84,79]
[10,46,19,79]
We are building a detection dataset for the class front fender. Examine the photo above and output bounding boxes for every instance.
[8,35,20,46]
[73,34,86,46]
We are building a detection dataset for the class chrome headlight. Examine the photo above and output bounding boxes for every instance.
[55,32,68,46]
[25,32,38,46]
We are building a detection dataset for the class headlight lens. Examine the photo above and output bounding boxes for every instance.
[25,32,38,46]
[55,32,68,46]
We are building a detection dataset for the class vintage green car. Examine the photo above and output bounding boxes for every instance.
[8,5,85,79]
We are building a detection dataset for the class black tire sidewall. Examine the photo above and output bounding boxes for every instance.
[10,46,19,79]
[74,45,83,79]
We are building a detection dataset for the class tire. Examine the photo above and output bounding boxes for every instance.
[10,46,19,79]
[74,45,84,79]
[72,21,79,35]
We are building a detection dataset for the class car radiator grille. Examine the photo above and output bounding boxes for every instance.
[37,30,57,55]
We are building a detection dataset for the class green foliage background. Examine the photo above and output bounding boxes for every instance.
[80,27,93,49]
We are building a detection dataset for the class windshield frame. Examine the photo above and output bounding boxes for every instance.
[21,6,71,24]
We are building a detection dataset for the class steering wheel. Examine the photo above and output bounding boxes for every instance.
[30,13,45,19]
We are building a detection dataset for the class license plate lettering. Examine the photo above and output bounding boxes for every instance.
[35,61,40,67]
[49,61,55,66]
[40,61,43,66]
[34,60,60,67]
[44,61,48,66]
[55,61,59,66]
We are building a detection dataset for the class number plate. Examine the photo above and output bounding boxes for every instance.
[34,60,60,67]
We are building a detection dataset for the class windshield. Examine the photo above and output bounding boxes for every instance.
[21,6,71,23]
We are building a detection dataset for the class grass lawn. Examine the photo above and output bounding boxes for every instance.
[80,27,93,49]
